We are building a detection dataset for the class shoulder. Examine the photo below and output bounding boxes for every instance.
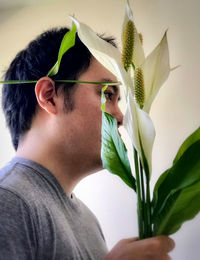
[0,160,35,207]
[0,185,30,209]
[0,159,35,190]
[0,187,37,259]
[0,158,50,203]
[0,186,35,232]
[0,160,50,226]
[73,194,106,239]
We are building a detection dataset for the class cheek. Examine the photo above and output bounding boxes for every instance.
[85,110,102,134]
[78,100,102,124]
[80,110,102,147]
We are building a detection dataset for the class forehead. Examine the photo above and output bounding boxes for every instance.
[85,57,118,82]
[77,56,121,96]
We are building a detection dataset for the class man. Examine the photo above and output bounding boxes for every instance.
[0,27,174,259]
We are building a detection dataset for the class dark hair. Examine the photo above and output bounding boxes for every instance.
[2,27,116,150]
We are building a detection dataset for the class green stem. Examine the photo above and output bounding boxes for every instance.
[0,80,121,86]
[139,160,145,207]
[55,80,121,85]
[0,80,38,84]
[134,148,144,239]
[138,157,152,238]
[139,160,147,238]
[138,140,152,238]
[146,176,152,237]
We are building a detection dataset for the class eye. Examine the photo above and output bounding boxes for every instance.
[104,92,113,100]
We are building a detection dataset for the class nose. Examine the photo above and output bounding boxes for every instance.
[107,105,123,128]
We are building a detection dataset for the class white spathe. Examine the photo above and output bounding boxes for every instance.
[123,90,155,175]
[122,0,145,69]
[71,16,133,95]
[141,32,170,113]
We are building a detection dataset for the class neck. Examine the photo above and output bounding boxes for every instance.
[16,131,101,196]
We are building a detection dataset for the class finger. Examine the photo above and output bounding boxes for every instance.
[131,236,175,256]
[160,254,172,260]
[163,236,175,252]
[113,237,138,249]
[121,237,138,244]
[148,236,175,255]
[127,237,138,243]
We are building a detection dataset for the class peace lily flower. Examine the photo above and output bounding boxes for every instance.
[122,0,171,113]
[71,17,154,177]
[122,0,171,176]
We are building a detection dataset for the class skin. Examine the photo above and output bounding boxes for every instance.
[16,57,175,259]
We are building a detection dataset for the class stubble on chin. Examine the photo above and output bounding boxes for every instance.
[91,143,103,172]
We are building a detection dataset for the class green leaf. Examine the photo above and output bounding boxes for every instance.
[101,88,136,191]
[47,23,77,77]
[173,127,200,164]
[154,181,200,235]
[153,127,200,207]
[101,112,136,191]
[101,85,108,112]
[152,134,200,235]
[152,169,169,207]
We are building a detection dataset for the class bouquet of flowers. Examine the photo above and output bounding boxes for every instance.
[71,0,200,239]
[1,0,200,240]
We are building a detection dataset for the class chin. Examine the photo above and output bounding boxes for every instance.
[90,156,103,173]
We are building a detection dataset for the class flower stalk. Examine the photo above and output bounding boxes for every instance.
[0,80,121,86]
[134,148,144,239]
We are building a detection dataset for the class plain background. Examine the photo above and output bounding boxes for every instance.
[0,0,200,259]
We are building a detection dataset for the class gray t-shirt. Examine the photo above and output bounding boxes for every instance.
[0,157,108,260]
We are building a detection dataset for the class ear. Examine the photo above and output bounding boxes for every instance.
[35,77,57,114]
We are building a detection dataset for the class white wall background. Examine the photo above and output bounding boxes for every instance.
[0,0,200,259]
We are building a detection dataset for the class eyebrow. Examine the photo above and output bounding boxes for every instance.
[97,77,121,85]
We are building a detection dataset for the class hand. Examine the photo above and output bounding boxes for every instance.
[104,235,175,260]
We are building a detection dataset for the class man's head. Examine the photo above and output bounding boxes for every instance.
[40,57,123,173]
[2,27,116,150]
